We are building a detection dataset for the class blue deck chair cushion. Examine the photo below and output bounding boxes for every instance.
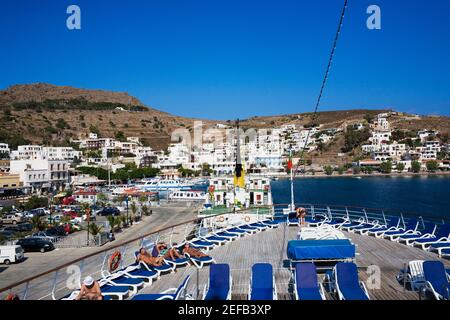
[127,268,158,279]
[250,264,274,300]
[335,263,369,300]
[295,263,323,300]
[132,294,173,300]
[423,261,450,299]
[101,284,129,294]
[109,276,144,286]
[204,264,230,300]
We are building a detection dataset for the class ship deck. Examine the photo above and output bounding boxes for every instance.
[137,224,450,300]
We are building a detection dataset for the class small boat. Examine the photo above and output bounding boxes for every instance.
[168,190,207,201]
[135,178,193,191]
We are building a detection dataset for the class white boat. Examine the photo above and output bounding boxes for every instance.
[168,190,207,201]
[135,178,193,191]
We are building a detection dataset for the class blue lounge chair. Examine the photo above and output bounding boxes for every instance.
[237,225,260,234]
[99,283,131,300]
[365,217,401,237]
[214,229,240,240]
[132,275,191,300]
[294,263,326,300]
[322,217,349,229]
[383,219,419,241]
[422,261,450,300]
[351,219,382,234]
[189,238,215,251]
[430,243,450,257]
[329,262,370,300]
[398,222,437,246]
[413,224,450,250]
[248,222,270,230]
[261,219,280,228]
[185,252,215,268]
[248,263,277,300]
[226,227,251,235]
[202,235,229,245]
[203,264,232,300]
[103,273,146,296]
[134,251,174,276]
[340,218,366,232]
[115,264,158,285]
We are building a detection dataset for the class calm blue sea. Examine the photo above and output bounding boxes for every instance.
[271,176,450,218]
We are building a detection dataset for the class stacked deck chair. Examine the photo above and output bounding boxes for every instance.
[327,262,370,300]
[398,222,437,246]
[236,224,260,234]
[383,219,420,241]
[365,217,401,237]
[422,261,450,300]
[203,264,232,300]
[396,260,426,291]
[260,218,280,228]
[248,263,277,300]
[294,263,326,300]
[132,275,192,300]
[414,224,450,251]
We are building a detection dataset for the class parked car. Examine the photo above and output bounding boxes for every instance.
[46,226,67,237]
[32,231,57,242]
[97,207,120,216]
[0,230,18,240]
[3,223,32,233]
[0,245,24,264]
[1,214,23,225]
[29,208,47,217]
[16,238,54,253]
[47,214,64,224]
[62,210,78,219]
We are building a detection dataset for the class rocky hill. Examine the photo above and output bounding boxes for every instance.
[0,83,449,157]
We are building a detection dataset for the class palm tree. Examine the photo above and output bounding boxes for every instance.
[31,215,44,232]
[120,215,128,228]
[141,204,149,216]
[88,223,103,236]
[130,202,137,223]
[106,215,117,233]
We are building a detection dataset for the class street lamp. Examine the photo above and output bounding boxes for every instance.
[125,195,129,227]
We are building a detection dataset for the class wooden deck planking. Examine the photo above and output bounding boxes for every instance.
[136,224,450,300]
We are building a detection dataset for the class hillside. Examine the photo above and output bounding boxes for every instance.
[0,83,218,150]
[0,83,449,155]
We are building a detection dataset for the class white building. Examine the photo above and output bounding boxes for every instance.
[0,143,10,158]
[10,157,70,193]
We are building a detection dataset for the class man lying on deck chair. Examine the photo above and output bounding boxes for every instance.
[75,276,103,300]
[182,243,208,258]
[156,242,184,260]
[137,247,165,266]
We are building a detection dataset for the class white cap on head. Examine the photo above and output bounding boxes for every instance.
[83,276,94,287]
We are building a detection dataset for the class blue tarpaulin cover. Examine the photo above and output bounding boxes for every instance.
[287,240,356,260]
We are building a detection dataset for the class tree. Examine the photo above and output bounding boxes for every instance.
[337,167,344,175]
[141,204,150,216]
[324,165,333,176]
[107,215,118,233]
[364,114,374,124]
[88,223,103,236]
[397,163,405,173]
[201,163,213,176]
[352,166,361,174]
[31,215,45,232]
[380,161,392,174]
[411,161,421,173]
[130,202,137,223]
[342,126,371,153]
[96,193,108,206]
[426,160,439,172]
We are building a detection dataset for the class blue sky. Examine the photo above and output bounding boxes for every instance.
[1,0,450,119]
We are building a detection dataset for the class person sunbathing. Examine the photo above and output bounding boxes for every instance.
[136,247,164,266]
[182,243,208,258]
[75,276,103,300]
[156,242,184,260]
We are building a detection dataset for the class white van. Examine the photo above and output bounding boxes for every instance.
[0,245,24,265]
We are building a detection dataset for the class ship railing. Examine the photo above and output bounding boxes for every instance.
[0,211,227,300]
